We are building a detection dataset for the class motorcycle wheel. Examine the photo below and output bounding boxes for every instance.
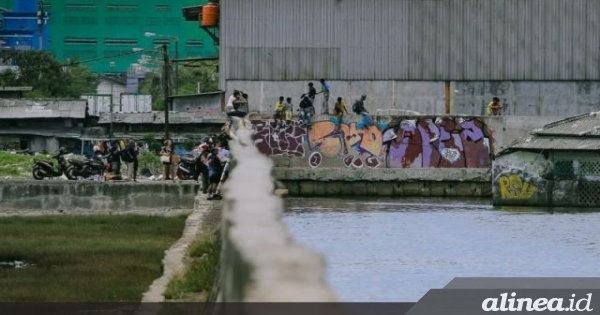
[65,167,78,180]
[32,166,45,180]
[177,169,191,180]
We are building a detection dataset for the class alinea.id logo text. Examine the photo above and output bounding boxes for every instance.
[482,293,593,312]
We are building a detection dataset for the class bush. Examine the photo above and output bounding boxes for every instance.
[137,151,162,177]
[0,151,36,177]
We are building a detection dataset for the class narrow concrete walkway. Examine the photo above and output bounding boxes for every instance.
[141,196,215,302]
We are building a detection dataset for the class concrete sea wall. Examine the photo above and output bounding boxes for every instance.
[248,115,563,196]
[213,118,338,302]
[0,180,199,215]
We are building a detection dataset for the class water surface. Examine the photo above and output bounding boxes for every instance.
[283,198,600,302]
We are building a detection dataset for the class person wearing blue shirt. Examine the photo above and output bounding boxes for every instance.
[319,79,330,115]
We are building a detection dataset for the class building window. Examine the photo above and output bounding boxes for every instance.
[153,39,170,45]
[155,5,171,12]
[164,18,180,26]
[186,40,203,47]
[64,38,97,45]
[105,17,138,25]
[146,17,163,26]
[65,4,97,11]
[64,16,98,25]
[104,38,137,45]
[106,5,138,11]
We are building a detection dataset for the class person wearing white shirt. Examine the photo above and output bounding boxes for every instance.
[225,90,240,112]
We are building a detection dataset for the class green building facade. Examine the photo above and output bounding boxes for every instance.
[39,0,216,73]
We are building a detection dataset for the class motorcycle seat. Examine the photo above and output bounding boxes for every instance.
[181,156,196,163]
[70,159,85,166]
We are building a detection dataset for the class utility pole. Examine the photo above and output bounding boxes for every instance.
[109,62,115,139]
[162,44,170,139]
[37,0,45,50]
[174,37,179,95]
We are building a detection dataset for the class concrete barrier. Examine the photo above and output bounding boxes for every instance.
[0,180,199,215]
[213,118,338,302]
[275,168,492,197]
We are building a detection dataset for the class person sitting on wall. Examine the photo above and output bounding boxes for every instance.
[226,91,249,118]
[225,90,239,113]
[487,97,503,116]
[274,96,286,119]
[298,94,315,128]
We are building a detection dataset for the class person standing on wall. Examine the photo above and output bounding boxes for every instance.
[333,97,349,131]
[307,82,317,107]
[487,97,503,116]
[319,79,330,115]
[122,138,138,182]
[160,139,177,183]
[274,96,286,120]
[284,97,294,124]
[352,95,373,130]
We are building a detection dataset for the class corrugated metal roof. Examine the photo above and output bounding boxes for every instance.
[98,112,227,124]
[0,100,87,119]
[507,137,600,151]
[499,112,600,156]
[533,112,600,136]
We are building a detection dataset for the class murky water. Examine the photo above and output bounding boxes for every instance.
[283,198,600,302]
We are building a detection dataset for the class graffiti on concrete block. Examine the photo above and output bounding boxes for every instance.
[497,173,538,200]
[251,116,494,169]
[252,120,307,157]
[307,121,383,169]
[384,117,494,168]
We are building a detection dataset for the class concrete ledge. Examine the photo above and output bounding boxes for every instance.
[283,180,491,197]
[272,167,491,182]
[0,180,199,214]
[216,118,338,302]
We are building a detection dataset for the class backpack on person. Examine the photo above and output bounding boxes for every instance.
[352,101,362,114]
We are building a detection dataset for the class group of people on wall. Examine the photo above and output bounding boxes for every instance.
[226,80,504,131]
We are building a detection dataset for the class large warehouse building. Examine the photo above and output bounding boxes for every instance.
[220,0,600,116]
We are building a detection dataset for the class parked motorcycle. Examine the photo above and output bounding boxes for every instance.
[65,157,106,180]
[176,154,200,180]
[32,148,69,180]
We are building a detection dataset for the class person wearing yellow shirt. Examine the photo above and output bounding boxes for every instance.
[274,96,285,120]
[333,97,349,130]
[487,97,503,116]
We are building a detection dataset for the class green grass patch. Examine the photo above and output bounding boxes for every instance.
[163,228,220,301]
[0,151,36,177]
[0,215,187,302]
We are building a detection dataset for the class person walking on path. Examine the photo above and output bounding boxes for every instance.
[123,139,138,182]
[319,79,330,114]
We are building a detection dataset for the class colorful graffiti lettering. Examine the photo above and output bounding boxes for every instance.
[385,117,493,168]
[306,120,383,168]
[251,116,494,169]
[497,174,538,200]
[252,120,307,157]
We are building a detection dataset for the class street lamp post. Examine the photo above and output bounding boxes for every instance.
[145,32,179,95]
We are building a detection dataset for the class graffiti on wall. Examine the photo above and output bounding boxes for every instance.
[252,120,307,157]
[384,117,493,168]
[496,172,538,200]
[251,116,495,169]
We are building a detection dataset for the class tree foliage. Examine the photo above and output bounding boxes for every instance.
[0,50,98,98]
[140,61,218,110]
